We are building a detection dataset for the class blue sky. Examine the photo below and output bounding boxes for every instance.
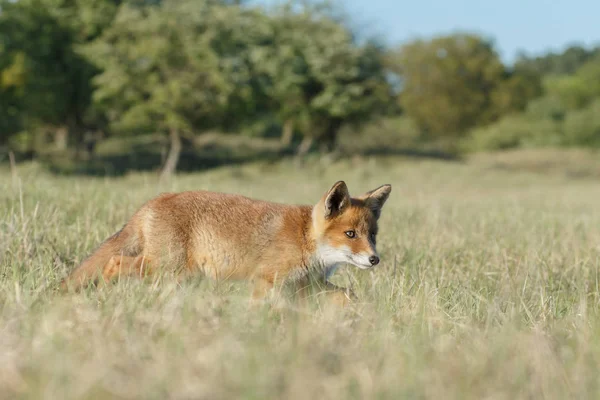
[254,0,600,64]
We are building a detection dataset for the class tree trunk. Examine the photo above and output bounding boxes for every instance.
[54,127,68,150]
[83,130,101,158]
[319,118,342,153]
[296,135,314,157]
[280,119,294,147]
[160,128,182,179]
[67,114,88,161]
[294,135,314,168]
[24,130,37,160]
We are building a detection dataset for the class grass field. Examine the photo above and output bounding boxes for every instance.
[2,148,600,399]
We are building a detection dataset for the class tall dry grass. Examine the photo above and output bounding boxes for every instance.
[1,149,600,399]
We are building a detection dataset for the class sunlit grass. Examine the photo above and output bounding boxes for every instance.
[1,149,600,399]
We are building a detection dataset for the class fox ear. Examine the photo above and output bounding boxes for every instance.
[361,184,391,219]
[323,181,350,218]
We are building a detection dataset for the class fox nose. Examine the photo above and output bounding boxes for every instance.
[369,255,380,266]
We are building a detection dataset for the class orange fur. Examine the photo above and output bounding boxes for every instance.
[60,181,391,304]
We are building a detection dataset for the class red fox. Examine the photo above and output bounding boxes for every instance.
[60,181,391,305]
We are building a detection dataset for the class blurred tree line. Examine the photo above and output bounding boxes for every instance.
[1,0,599,175]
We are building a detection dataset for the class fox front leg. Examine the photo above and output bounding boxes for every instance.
[293,277,357,308]
[321,281,357,307]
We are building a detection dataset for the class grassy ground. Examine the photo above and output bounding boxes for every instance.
[1,148,600,399]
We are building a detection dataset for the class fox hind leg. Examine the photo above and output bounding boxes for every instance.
[250,278,275,301]
[100,255,154,285]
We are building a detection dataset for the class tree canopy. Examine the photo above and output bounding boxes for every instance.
[1,0,599,173]
[390,34,542,138]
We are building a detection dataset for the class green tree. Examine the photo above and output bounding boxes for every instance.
[544,58,600,110]
[252,2,392,154]
[391,33,541,139]
[82,0,252,176]
[515,45,600,76]
[492,68,543,117]
[0,49,25,145]
[0,0,121,155]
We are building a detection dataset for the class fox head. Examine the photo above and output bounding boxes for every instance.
[312,181,392,270]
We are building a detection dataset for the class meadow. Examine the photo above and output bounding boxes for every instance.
[2,148,600,399]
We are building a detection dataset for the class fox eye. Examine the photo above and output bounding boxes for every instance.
[345,230,356,238]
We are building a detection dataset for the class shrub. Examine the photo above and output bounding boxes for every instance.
[526,95,567,122]
[464,115,562,151]
[563,100,600,147]
[338,116,421,152]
